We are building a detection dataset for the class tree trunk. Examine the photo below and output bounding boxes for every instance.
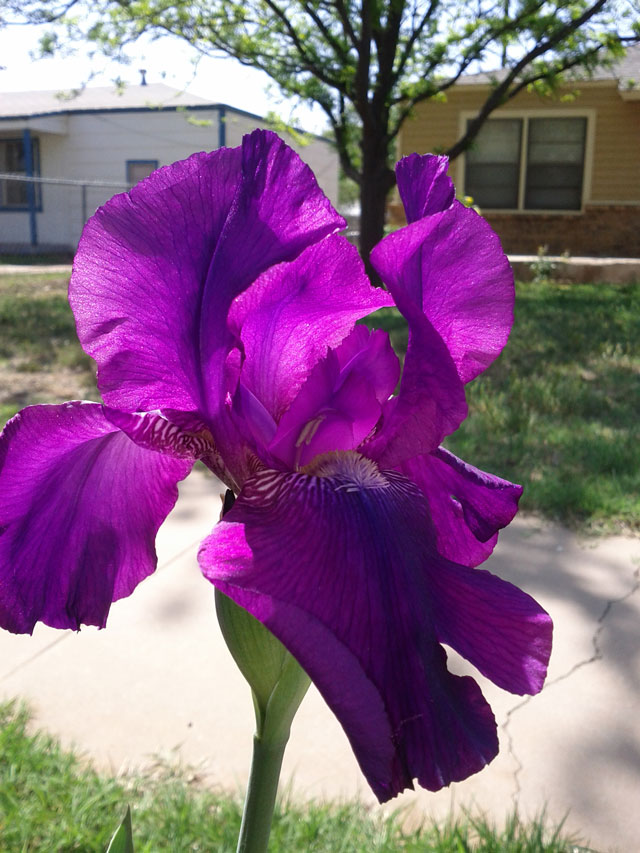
[358,139,395,284]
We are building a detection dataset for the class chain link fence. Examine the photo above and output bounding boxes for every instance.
[0,173,130,258]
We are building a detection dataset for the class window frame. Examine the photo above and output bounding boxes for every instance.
[457,109,595,214]
[0,136,42,213]
[126,159,159,187]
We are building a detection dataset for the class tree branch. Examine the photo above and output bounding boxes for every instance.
[391,0,439,87]
[389,0,610,143]
[300,0,350,64]
[330,0,359,49]
[445,0,610,158]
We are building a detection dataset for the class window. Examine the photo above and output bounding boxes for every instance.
[0,137,41,209]
[464,117,587,211]
[126,160,158,186]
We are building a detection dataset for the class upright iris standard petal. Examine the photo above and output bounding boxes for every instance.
[268,327,400,469]
[71,131,344,425]
[228,235,393,422]
[397,447,523,567]
[71,146,243,416]
[0,403,191,633]
[396,153,455,222]
[360,310,467,467]
[199,454,551,801]
[198,131,347,421]
[372,201,514,385]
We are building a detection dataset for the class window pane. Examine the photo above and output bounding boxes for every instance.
[127,161,158,186]
[525,187,583,209]
[0,137,40,208]
[465,164,520,208]
[5,140,26,172]
[465,119,522,208]
[525,118,586,210]
[5,180,28,206]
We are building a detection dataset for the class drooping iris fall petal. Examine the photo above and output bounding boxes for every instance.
[0,403,192,633]
[427,558,552,695]
[199,453,550,801]
[396,446,523,567]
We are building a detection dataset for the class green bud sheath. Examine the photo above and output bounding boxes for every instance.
[215,589,311,743]
[215,490,311,853]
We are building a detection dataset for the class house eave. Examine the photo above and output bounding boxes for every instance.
[0,115,69,135]
[0,100,334,145]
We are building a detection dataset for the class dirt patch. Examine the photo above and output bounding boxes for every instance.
[0,273,70,298]
[0,363,97,410]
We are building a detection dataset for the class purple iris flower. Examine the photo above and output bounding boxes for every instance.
[0,130,551,802]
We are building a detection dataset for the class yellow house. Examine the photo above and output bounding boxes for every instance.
[393,46,640,257]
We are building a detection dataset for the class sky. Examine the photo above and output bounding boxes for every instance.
[0,21,326,133]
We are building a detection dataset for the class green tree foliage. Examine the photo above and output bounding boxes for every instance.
[2,0,638,259]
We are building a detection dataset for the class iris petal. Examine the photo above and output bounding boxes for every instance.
[371,201,514,385]
[0,403,191,633]
[396,447,523,567]
[396,153,455,222]
[428,558,552,695]
[198,457,530,800]
[71,130,344,427]
[267,327,399,468]
[228,235,393,421]
[103,407,221,469]
[199,131,347,421]
[361,311,467,466]
[71,145,243,416]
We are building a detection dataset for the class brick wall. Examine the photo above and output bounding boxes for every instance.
[387,203,640,257]
[479,206,640,258]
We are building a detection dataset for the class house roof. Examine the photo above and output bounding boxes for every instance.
[0,83,260,120]
[457,43,640,95]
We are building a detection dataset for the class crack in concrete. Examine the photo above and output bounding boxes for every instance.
[502,560,640,807]
[0,632,70,683]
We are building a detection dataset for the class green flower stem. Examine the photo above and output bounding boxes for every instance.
[215,585,310,853]
[236,735,288,853]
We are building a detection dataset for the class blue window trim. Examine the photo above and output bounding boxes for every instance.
[218,104,226,148]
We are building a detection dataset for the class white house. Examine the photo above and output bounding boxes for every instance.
[0,83,339,252]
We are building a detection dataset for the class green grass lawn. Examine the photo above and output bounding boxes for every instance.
[367,281,640,535]
[0,702,581,852]
[1,272,638,534]
[0,273,95,424]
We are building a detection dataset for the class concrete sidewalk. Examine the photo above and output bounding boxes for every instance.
[1,470,638,852]
[2,256,640,283]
